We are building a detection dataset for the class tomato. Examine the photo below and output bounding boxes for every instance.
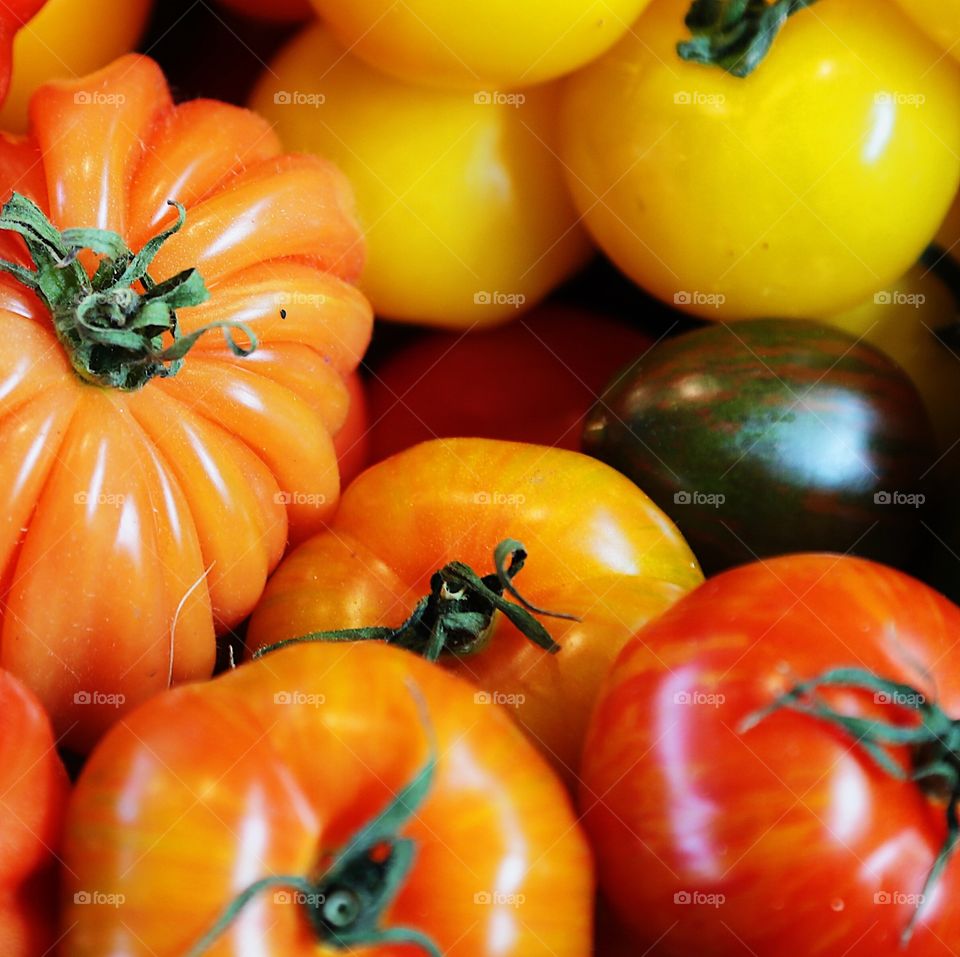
[333,371,371,485]
[559,0,960,321]
[62,641,593,955]
[0,1,44,109]
[0,669,68,957]
[367,305,652,460]
[215,0,311,21]
[250,25,591,328]
[307,0,652,89]
[892,0,960,62]
[0,0,151,132]
[582,554,960,955]
[824,264,960,452]
[0,55,372,751]
[247,438,702,779]
[584,319,937,574]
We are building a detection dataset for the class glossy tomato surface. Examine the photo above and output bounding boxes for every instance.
[0,55,372,750]
[584,319,937,573]
[0,0,151,131]
[63,642,593,956]
[0,670,68,957]
[560,0,960,320]
[893,0,960,62]
[247,438,702,778]
[307,0,652,88]
[251,25,591,328]
[582,555,960,955]
[367,305,652,459]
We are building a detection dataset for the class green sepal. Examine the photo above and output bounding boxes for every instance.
[678,0,819,77]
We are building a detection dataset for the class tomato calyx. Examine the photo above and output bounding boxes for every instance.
[253,538,577,663]
[187,692,441,957]
[745,666,960,942]
[678,0,819,77]
[0,191,256,390]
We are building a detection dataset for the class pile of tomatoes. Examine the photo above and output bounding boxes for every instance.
[2,0,960,954]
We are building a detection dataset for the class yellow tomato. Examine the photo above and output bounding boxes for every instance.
[0,0,152,131]
[824,264,960,451]
[892,0,960,61]
[251,25,591,328]
[307,0,653,89]
[560,0,960,321]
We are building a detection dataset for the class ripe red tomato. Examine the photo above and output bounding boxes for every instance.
[0,669,68,957]
[367,305,652,460]
[0,55,371,750]
[582,555,960,955]
[62,642,593,955]
[247,438,702,779]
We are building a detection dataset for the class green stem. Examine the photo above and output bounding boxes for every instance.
[252,538,578,663]
[187,684,441,956]
[678,0,819,77]
[0,192,256,390]
[744,667,960,943]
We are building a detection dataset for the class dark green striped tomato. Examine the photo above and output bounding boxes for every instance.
[583,319,936,573]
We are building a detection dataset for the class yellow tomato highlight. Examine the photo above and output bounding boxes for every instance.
[307,0,653,89]
[559,0,960,321]
[252,25,591,328]
[0,0,152,131]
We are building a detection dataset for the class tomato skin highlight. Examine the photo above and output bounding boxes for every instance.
[367,305,652,459]
[247,438,702,778]
[62,641,593,956]
[582,554,960,955]
[559,0,960,320]
[251,24,591,328]
[0,55,372,751]
[0,669,68,957]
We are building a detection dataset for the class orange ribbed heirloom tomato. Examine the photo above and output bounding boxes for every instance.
[582,555,960,955]
[0,55,372,752]
[246,438,702,779]
[0,669,68,957]
[62,642,593,956]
